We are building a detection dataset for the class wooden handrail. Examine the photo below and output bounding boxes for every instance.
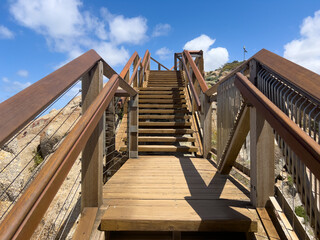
[0,74,122,239]
[119,51,138,79]
[0,50,102,147]
[180,54,201,109]
[150,56,170,71]
[183,50,209,95]
[235,72,320,180]
[129,57,142,86]
[253,49,320,103]
[141,50,150,70]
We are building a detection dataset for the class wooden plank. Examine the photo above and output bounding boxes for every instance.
[139,109,189,114]
[120,145,197,152]
[139,115,190,119]
[138,129,193,134]
[101,203,257,232]
[256,208,280,240]
[139,122,191,127]
[139,91,184,95]
[73,207,98,240]
[219,106,250,174]
[139,95,186,99]
[267,197,299,240]
[250,106,274,208]
[136,136,195,142]
[138,87,185,90]
[139,104,187,109]
[138,99,186,103]
[81,60,103,211]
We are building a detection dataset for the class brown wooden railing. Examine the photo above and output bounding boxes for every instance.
[0,50,138,239]
[210,49,320,239]
[174,50,212,157]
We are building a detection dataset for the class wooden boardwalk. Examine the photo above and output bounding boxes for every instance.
[100,156,259,238]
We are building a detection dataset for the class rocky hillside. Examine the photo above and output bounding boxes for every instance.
[205,60,245,87]
[0,96,82,239]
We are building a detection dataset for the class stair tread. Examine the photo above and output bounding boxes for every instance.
[139,115,190,119]
[139,109,189,113]
[139,122,192,127]
[139,104,187,109]
[139,129,193,134]
[137,136,196,142]
[139,99,186,103]
[139,95,185,99]
[138,87,184,90]
[120,145,198,152]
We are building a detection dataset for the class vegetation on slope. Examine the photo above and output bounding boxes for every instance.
[205,60,245,86]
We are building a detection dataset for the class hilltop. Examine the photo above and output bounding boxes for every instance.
[205,60,245,86]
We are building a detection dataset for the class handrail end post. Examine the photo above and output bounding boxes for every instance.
[250,106,274,207]
[81,61,104,211]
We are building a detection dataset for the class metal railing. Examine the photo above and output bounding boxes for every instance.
[0,49,138,239]
[208,49,320,239]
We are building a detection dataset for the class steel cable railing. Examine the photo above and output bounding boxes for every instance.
[0,86,82,221]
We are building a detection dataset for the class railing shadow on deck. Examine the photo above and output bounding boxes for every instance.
[178,156,254,233]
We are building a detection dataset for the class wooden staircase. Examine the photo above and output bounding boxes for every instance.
[137,70,198,154]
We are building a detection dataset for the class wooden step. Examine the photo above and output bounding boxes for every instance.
[139,99,186,103]
[139,109,189,114]
[139,129,193,134]
[101,199,257,232]
[139,104,187,109]
[138,87,184,91]
[148,80,182,82]
[147,85,185,88]
[137,136,196,142]
[139,122,192,127]
[123,136,196,143]
[139,95,185,99]
[120,145,198,152]
[139,91,184,95]
[139,115,190,120]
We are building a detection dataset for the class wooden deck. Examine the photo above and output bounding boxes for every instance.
[100,156,259,236]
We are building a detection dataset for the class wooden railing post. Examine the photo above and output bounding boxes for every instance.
[174,53,177,70]
[202,92,212,158]
[81,60,104,210]
[128,94,138,158]
[133,56,139,88]
[249,59,260,85]
[250,106,274,207]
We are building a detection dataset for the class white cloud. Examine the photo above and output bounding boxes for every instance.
[17,70,29,77]
[155,47,172,60]
[2,76,31,93]
[2,77,9,83]
[0,25,14,39]
[152,23,171,37]
[93,42,130,66]
[109,15,147,45]
[184,34,229,71]
[284,10,320,74]
[9,1,147,68]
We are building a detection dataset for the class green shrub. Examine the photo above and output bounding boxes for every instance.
[29,149,44,171]
[295,205,307,222]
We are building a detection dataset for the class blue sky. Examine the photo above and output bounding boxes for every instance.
[0,0,320,102]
